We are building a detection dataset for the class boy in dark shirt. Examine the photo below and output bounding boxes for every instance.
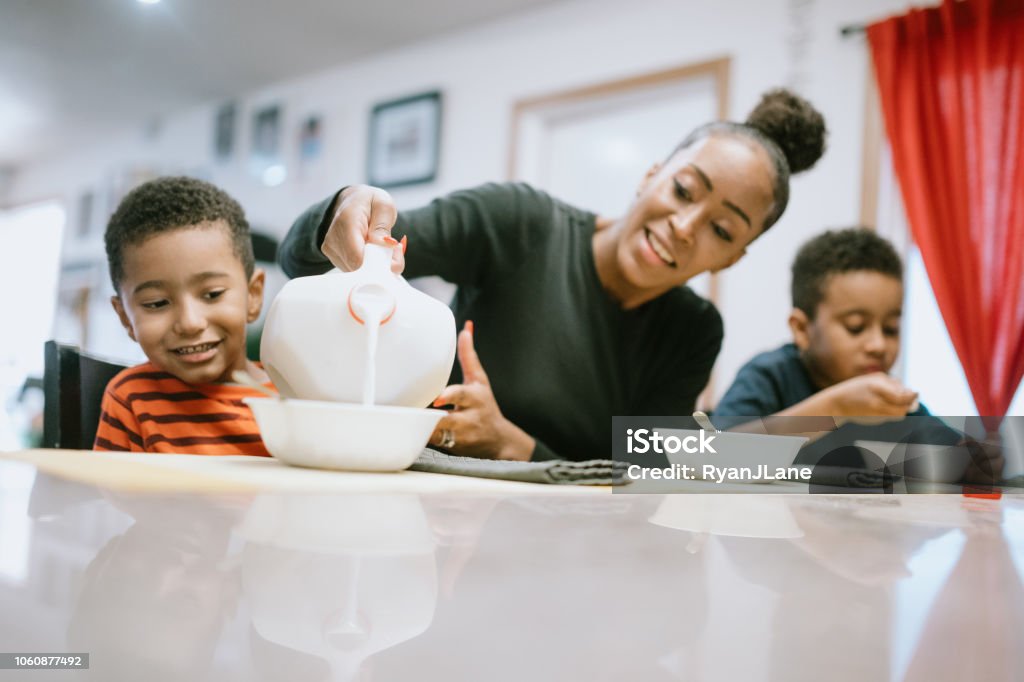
[716,228,1002,483]
[718,227,923,419]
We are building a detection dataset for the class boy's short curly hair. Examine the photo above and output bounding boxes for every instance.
[791,227,904,319]
[104,176,254,291]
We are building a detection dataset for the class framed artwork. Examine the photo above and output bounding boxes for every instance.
[251,104,282,163]
[250,104,287,185]
[299,115,323,162]
[214,102,237,161]
[76,191,95,239]
[367,91,442,188]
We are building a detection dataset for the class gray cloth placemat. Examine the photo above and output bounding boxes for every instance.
[409,451,903,489]
[802,465,898,488]
[410,449,630,486]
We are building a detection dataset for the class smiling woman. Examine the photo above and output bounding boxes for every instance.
[280,89,827,463]
[593,133,777,309]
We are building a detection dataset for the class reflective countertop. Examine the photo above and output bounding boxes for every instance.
[1,456,1023,681]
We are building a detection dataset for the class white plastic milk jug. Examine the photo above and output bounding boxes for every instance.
[260,243,456,407]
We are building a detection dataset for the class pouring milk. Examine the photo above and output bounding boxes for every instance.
[260,243,456,408]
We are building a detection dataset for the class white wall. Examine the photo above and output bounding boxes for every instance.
[9,0,916,402]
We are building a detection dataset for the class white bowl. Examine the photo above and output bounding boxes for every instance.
[657,429,808,482]
[245,397,444,472]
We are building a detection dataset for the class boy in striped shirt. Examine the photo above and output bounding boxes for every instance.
[94,176,275,455]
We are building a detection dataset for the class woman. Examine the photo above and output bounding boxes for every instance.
[279,89,826,462]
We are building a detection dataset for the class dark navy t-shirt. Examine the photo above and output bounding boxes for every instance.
[714,343,960,466]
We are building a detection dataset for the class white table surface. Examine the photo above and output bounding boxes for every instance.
[1,450,1022,681]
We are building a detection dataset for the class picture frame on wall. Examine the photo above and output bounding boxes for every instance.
[367,91,442,188]
[250,104,287,185]
[296,114,325,182]
[299,114,323,162]
[76,191,95,239]
[251,104,282,164]
[214,102,237,161]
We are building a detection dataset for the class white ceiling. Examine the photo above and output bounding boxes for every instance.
[0,0,563,168]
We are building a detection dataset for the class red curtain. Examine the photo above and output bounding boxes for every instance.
[868,0,1024,416]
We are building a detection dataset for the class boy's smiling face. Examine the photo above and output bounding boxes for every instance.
[790,270,903,389]
[111,222,264,385]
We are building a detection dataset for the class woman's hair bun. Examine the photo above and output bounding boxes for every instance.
[745,88,826,174]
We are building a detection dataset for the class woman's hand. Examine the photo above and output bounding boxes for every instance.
[429,322,535,461]
[322,184,405,274]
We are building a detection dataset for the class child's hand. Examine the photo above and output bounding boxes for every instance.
[825,373,918,422]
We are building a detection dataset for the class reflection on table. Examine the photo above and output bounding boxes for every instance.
[1,457,1023,681]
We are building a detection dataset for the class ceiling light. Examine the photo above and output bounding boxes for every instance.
[137,0,161,5]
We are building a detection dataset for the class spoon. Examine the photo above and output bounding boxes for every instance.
[232,370,281,400]
[692,410,718,433]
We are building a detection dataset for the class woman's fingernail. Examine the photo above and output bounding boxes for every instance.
[466,320,474,335]
[433,397,445,407]
[383,236,399,246]
[400,235,408,254]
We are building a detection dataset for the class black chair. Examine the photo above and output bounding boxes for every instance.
[43,340,128,450]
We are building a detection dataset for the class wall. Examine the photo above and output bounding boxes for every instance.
[8,0,915,402]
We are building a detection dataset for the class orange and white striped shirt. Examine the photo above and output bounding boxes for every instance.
[93,362,274,456]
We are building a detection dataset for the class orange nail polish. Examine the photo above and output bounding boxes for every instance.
[383,236,399,246]
[466,320,474,335]
[400,235,408,254]
[432,397,445,407]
